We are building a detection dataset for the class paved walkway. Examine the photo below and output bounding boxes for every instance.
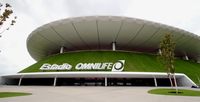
[0,86,200,102]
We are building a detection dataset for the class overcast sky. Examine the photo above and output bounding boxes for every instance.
[1,0,200,75]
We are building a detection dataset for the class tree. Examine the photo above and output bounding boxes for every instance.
[0,2,17,36]
[159,33,178,93]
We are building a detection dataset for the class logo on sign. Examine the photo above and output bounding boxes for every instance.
[40,60,125,72]
[112,60,125,72]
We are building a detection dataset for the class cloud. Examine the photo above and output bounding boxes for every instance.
[0,13,37,74]
[0,0,200,75]
[64,0,131,17]
[124,0,200,34]
[0,55,17,75]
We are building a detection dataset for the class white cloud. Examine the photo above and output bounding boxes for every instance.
[124,0,200,34]
[63,0,130,17]
[0,0,200,75]
[0,13,37,74]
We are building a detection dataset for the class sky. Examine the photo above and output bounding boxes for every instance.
[1,0,200,75]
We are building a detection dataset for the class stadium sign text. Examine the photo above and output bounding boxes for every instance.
[40,60,125,72]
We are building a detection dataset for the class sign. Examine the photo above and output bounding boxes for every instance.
[40,60,125,72]
[40,63,72,70]
[111,60,125,72]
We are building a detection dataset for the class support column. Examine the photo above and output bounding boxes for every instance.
[105,77,107,87]
[154,77,157,87]
[18,77,22,86]
[53,77,57,86]
[60,46,64,53]
[158,49,162,55]
[184,55,189,60]
[112,42,116,51]
[185,55,189,60]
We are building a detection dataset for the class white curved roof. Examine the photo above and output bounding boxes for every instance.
[27,16,200,61]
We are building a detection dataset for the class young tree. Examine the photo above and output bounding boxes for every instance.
[159,33,178,93]
[0,2,17,36]
[0,2,17,52]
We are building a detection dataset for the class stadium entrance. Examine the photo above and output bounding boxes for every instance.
[1,72,195,87]
[4,77,172,87]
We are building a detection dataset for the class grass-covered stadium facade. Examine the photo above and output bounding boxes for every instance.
[1,16,200,87]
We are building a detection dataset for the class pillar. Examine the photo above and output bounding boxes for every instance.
[112,42,116,51]
[184,55,189,60]
[18,77,22,86]
[60,46,64,53]
[105,77,107,87]
[158,49,162,55]
[154,77,157,87]
[53,77,57,86]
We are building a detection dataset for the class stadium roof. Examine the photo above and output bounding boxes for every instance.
[27,16,200,61]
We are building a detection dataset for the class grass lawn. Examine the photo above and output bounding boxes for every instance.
[0,92,31,98]
[148,88,200,96]
[20,51,200,84]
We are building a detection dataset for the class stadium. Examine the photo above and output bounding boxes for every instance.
[1,16,200,87]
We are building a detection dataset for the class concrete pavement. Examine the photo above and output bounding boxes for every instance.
[0,86,200,102]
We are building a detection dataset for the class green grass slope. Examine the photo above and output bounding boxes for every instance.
[20,51,200,84]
